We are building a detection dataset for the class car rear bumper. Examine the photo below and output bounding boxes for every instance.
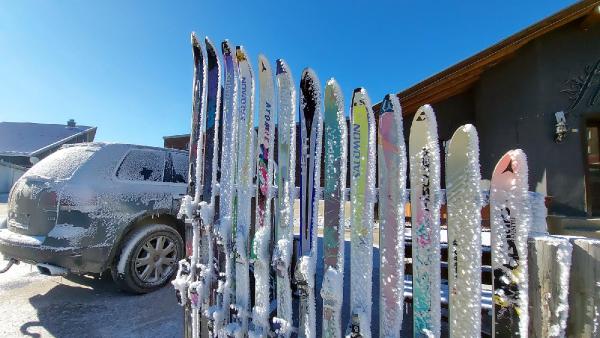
[0,229,110,274]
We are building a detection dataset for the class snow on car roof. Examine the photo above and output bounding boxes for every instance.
[0,121,96,157]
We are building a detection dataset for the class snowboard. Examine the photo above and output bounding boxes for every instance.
[347,88,376,338]
[377,94,406,338]
[446,124,482,337]
[490,149,530,337]
[408,104,441,337]
[213,39,239,334]
[249,54,276,337]
[230,45,255,336]
[295,68,323,338]
[272,58,296,337]
[321,78,347,338]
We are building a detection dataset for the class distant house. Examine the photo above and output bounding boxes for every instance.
[0,120,97,195]
[163,134,190,151]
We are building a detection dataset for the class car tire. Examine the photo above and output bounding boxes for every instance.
[111,224,183,294]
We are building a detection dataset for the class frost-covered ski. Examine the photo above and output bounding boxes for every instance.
[213,39,239,335]
[490,150,530,338]
[249,54,276,338]
[347,88,376,338]
[294,68,322,338]
[377,94,406,338]
[202,37,222,337]
[321,78,347,338]
[408,104,441,337]
[271,59,296,337]
[446,124,482,337]
[229,45,255,336]
[173,31,207,338]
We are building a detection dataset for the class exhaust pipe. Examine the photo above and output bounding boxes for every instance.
[0,258,17,274]
[37,263,68,276]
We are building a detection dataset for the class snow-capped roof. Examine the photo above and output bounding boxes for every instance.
[0,121,96,157]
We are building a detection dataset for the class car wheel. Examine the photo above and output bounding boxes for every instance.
[112,224,183,294]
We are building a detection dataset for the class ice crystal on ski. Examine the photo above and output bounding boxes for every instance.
[446,124,482,337]
[408,104,441,337]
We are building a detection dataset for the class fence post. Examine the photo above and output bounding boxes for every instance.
[527,235,572,337]
[566,237,600,337]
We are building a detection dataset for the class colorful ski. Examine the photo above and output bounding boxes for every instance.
[408,104,441,337]
[213,39,239,334]
[295,68,323,338]
[203,36,222,337]
[230,45,255,336]
[377,94,406,338]
[321,78,347,338]
[347,88,376,338]
[249,54,276,338]
[271,58,296,337]
[446,124,482,337]
[490,150,530,337]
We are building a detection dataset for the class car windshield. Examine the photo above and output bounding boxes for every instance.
[26,145,99,181]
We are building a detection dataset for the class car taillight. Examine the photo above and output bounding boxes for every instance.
[39,191,58,210]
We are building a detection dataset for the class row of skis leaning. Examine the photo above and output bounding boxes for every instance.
[173,33,534,338]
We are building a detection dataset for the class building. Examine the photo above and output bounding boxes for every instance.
[375,0,600,234]
[164,134,190,151]
[0,120,97,196]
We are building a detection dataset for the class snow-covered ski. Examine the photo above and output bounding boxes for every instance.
[347,88,376,338]
[490,149,530,338]
[294,68,323,338]
[173,31,207,338]
[229,45,255,336]
[446,124,482,337]
[321,78,347,338]
[271,58,296,337]
[249,54,276,338]
[213,39,239,335]
[377,94,406,338]
[202,36,223,337]
[408,104,441,337]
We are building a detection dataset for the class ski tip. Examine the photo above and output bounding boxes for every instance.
[275,59,289,75]
[257,54,271,73]
[191,32,200,46]
[325,77,337,87]
[381,94,402,115]
[352,87,365,94]
[413,104,435,123]
[300,68,321,92]
[205,36,216,51]
[235,45,247,61]
[221,40,233,55]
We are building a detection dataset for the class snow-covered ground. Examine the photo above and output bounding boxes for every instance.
[0,203,183,338]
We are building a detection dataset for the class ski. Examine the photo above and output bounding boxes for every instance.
[271,58,296,337]
[446,124,482,337]
[321,78,347,338]
[213,39,239,335]
[408,104,441,337]
[203,36,222,337]
[377,94,406,338]
[173,31,207,338]
[249,54,276,338]
[490,149,530,337]
[230,45,255,336]
[294,68,323,338]
[347,88,376,338]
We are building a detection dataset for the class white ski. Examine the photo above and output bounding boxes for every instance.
[408,104,441,337]
[249,54,276,338]
[377,94,406,338]
[490,149,530,337]
[446,124,482,337]
[271,58,296,337]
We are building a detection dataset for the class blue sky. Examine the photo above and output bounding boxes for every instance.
[1,0,576,147]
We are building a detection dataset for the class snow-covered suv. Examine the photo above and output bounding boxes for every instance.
[0,143,188,293]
